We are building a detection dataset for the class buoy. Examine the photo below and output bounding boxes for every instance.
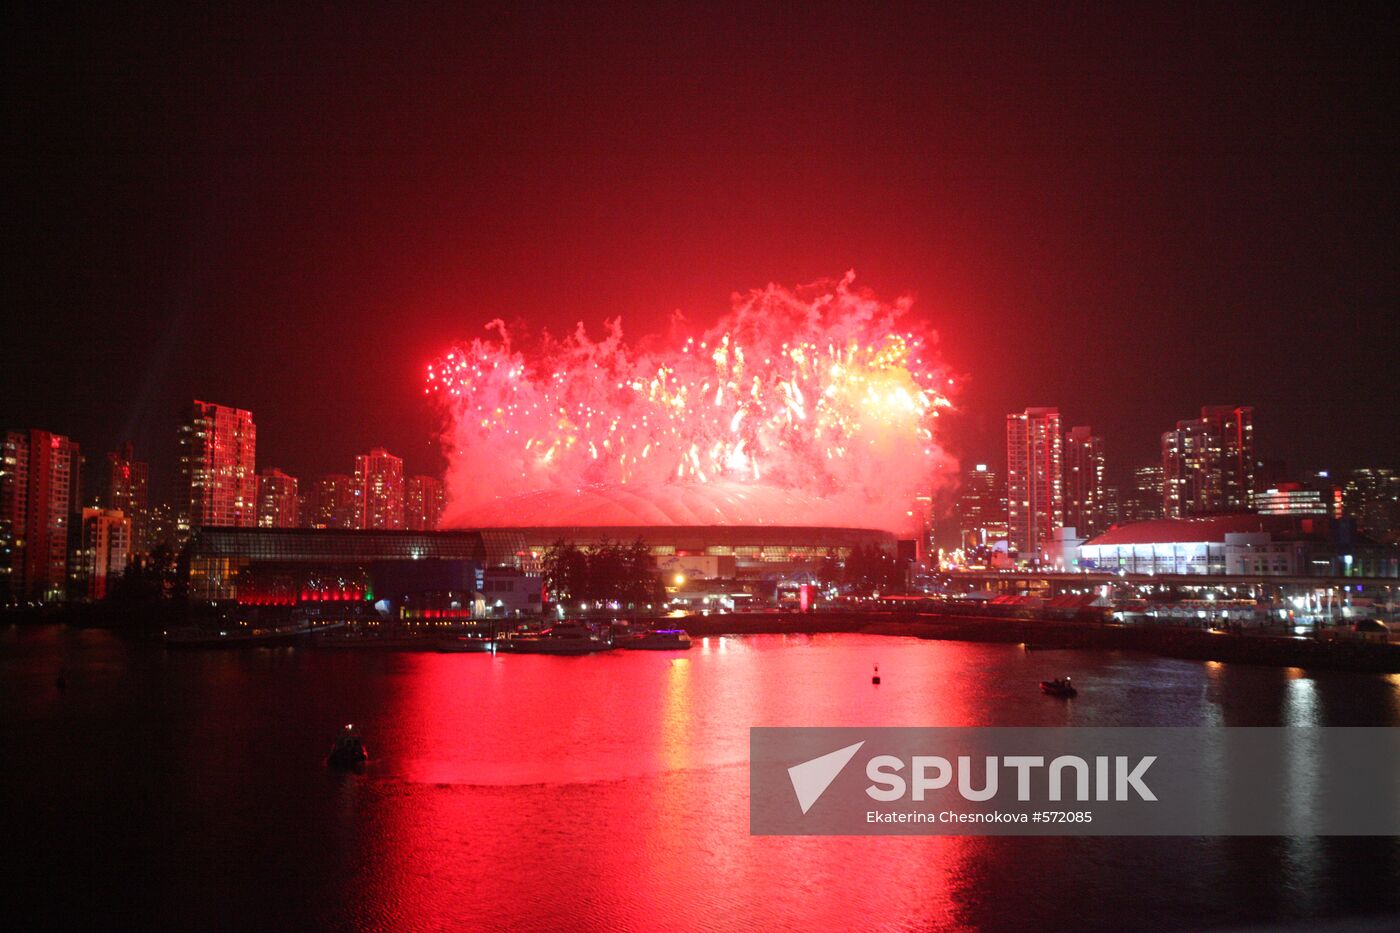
[872,663,881,685]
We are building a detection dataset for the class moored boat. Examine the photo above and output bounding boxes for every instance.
[434,634,493,653]
[617,628,692,650]
[497,622,609,655]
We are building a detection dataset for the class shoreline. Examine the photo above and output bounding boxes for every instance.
[678,611,1400,674]
[5,607,1398,673]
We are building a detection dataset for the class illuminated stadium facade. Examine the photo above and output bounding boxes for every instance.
[186,524,896,605]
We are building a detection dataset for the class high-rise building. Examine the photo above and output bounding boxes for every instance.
[1343,468,1400,543]
[256,468,300,528]
[1100,485,1120,528]
[1006,407,1063,558]
[79,508,131,599]
[179,401,257,532]
[1,429,81,602]
[1161,405,1254,518]
[955,464,1008,548]
[1063,426,1106,538]
[1120,466,1164,524]
[104,443,149,555]
[354,448,405,530]
[406,475,446,531]
[307,474,358,529]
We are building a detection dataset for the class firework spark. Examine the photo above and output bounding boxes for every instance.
[428,272,956,531]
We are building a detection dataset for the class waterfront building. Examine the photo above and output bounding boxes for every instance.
[0,429,81,602]
[79,508,131,599]
[178,400,257,532]
[956,464,1008,548]
[353,448,404,530]
[1063,426,1107,538]
[256,468,300,528]
[306,474,358,529]
[406,475,445,531]
[1006,407,1063,558]
[104,443,149,555]
[1079,514,1398,578]
[1161,405,1255,518]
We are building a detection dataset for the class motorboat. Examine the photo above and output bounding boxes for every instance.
[327,724,368,770]
[617,628,692,650]
[1039,677,1078,698]
[497,622,610,655]
[163,622,314,649]
[434,634,493,653]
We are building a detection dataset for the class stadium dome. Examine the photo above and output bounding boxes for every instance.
[465,481,882,529]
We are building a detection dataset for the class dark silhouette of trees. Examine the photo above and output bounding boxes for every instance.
[543,538,664,609]
[841,544,908,595]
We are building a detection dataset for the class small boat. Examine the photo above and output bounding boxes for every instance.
[434,634,493,653]
[1040,677,1077,698]
[163,622,314,649]
[617,628,692,650]
[327,724,369,770]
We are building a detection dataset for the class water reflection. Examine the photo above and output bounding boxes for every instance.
[2,627,1398,930]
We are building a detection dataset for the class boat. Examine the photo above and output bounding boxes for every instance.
[327,724,368,770]
[163,622,315,649]
[434,634,493,653]
[497,622,610,655]
[310,630,435,650]
[616,627,692,650]
[1040,677,1077,698]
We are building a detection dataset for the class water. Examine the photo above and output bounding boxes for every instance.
[4,625,1399,931]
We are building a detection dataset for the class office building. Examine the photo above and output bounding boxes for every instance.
[1254,483,1328,517]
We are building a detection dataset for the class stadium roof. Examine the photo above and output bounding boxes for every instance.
[1085,515,1289,546]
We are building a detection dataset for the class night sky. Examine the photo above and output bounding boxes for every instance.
[5,4,1397,499]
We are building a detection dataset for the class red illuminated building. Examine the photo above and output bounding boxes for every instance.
[179,400,257,532]
[1,428,80,601]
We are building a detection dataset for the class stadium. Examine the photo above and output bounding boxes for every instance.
[186,483,898,609]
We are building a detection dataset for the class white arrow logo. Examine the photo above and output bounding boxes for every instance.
[787,741,865,814]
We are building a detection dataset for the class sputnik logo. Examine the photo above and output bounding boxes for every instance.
[787,741,865,814]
